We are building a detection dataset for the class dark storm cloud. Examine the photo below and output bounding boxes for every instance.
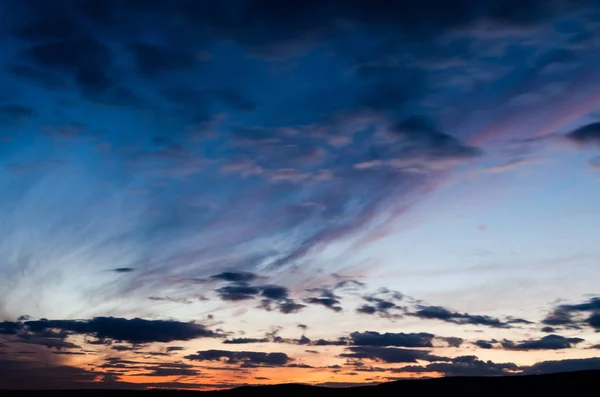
[349,331,435,348]
[566,122,600,148]
[401,355,519,377]
[340,346,448,363]
[501,334,585,350]
[410,305,511,328]
[185,349,292,367]
[23,317,215,343]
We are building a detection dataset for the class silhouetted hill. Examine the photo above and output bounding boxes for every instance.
[2,370,598,397]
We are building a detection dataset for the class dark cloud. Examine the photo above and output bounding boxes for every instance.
[111,267,134,273]
[216,284,261,301]
[334,279,366,290]
[210,272,257,284]
[506,317,534,325]
[304,288,342,312]
[501,334,585,350]
[542,297,600,330]
[304,296,342,312]
[0,321,23,335]
[223,338,269,344]
[525,357,600,375]
[356,305,377,315]
[541,326,556,333]
[313,338,349,346]
[18,335,81,350]
[385,116,482,165]
[401,355,520,377]
[474,340,495,349]
[185,349,292,367]
[23,317,215,343]
[566,122,600,148]
[261,285,289,300]
[166,346,185,352]
[410,305,510,328]
[275,299,307,314]
[349,331,435,348]
[133,363,200,377]
[340,346,449,363]
[20,37,114,98]
[439,337,464,348]
[356,288,405,318]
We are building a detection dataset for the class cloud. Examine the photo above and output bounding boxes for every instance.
[525,357,600,375]
[501,334,585,350]
[261,285,289,300]
[542,297,600,330]
[23,317,215,343]
[401,355,520,377]
[356,288,404,318]
[216,284,262,301]
[111,268,135,273]
[541,326,556,333]
[274,299,307,314]
[19,335,81,350]
[0,321,22,335]
[304,288,343,312]
[184,350,292,367]
[340,346,449,363]
[474,340,495,349]
[409,305,511,328]
[566,122,600,148]
[349,331,435,348]
[223,338,269,344]
[211,272,260,283]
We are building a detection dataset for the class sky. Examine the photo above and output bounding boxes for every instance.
[1,0,600,390]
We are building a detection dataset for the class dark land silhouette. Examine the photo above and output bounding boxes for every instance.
[2,370,597,397]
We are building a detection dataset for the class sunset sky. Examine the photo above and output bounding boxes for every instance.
[2,0,600,390]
